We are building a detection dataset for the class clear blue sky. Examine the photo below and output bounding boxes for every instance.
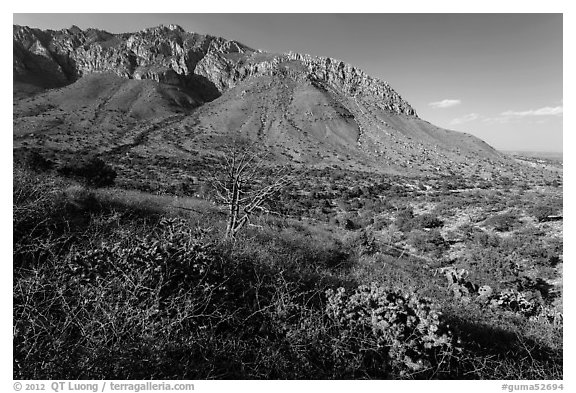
[13,13,563,152]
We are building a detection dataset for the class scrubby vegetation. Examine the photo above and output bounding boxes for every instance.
[13,160,562,380]
[57,155,117,187]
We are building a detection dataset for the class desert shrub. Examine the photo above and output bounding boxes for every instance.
[414,213,444,229]
[471,230,500,247]
[355,211,374,228]
[395,206,415,232]
[511,276,559,303]
[19,150,54,171]
[432,197,463,217]
[529,203,561,222]
[490,289,542,318]
[500,233,562,269]
[344,186,363,199]
[334,213,364,230]
[437,267,482,300]
[349,199,363,210]
[342,217,357,230]
[484,212,519,232]
[456,247,520,292]
[372,215,391,231]
[498,176,513,187]
[439,180,458,191]
[13,169,105,270]
[325,283,459,376]
[58,156,117,187]
[408,229,448,257]
[457,223,479,239]
[389,184,408,196]
[345,229,378,256]
[66,219,225,301]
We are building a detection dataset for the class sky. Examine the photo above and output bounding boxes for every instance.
[13,13,563,152]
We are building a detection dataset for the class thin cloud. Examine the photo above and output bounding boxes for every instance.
[501,106,563,117]
[450,113,479,125]
[482,116,511,125]
[429,99,461,109]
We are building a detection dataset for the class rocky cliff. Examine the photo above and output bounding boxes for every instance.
[14,23,520,180]
[13,24,416,116]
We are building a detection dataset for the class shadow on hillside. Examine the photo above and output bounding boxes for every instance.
[187,74,222,102]
[444,314,562,379]
[228,223,359,298]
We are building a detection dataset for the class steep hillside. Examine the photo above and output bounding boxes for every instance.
[13,24,540,181]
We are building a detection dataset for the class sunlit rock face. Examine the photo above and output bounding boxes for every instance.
[13,24,415,116]
[14,23,510,177]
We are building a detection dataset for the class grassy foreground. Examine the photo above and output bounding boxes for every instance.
[13,167,562,379]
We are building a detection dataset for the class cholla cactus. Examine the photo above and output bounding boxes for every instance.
[490,289,540,317]
[438,266,469,286]
[438,267,479,298]
[531,305,563,324]
[325,283,458,374]
[67,217,226,298]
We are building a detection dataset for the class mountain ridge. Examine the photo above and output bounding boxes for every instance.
[13,23,551,184]
[13,24,416,116]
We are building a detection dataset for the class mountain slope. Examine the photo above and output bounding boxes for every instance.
[14,24,524,180]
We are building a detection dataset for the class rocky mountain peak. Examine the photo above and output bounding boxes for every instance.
[13,24,416,117]
[167,24,185,32]
[13,24,525,179]
[285,52,416,116]
[139,24,187,36]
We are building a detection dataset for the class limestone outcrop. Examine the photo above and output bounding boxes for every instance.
[13,24,416,116]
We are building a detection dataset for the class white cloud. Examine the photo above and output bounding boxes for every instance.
[450,113,479,125]
[501,106,563,117]
[482,116,511,125]
[429,99,461,108]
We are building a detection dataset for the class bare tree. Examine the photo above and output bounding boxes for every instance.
[209,140,291,240]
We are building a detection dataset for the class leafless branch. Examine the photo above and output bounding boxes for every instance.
[207,138,294,240]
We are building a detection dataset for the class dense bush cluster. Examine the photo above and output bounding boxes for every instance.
[325,284,458,375]
[440,266,556,321]
[14,218,232,379]
[529,202,562,222]
[58,156,117,187]
[394,207,415,232]
[68,218,227,301]
[414,213,444,229]
[408,229,448,257]
[490,289,542,317]
[484,212,519,232]
[21,150,54,171]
